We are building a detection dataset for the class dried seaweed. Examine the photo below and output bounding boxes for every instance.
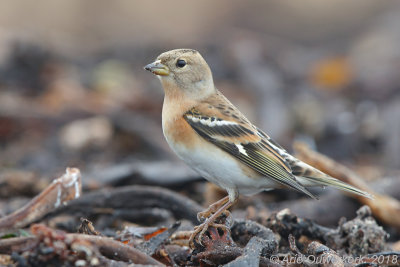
[0,143,397,267]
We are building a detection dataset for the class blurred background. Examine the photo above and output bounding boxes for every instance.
[0,0,399,181]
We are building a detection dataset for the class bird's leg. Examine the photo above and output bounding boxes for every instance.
[189,197,236,248]
[197,195,230,222]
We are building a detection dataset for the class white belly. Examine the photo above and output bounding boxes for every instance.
[164,133,280,195]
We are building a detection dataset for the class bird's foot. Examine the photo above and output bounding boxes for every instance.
[197,208,231,223]
[190,196,235,249]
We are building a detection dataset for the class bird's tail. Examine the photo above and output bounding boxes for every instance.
[299,174,374,199]
[291,158,374,199]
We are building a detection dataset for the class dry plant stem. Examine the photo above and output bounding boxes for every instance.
[294,142,400,231]
[0,168,82,231]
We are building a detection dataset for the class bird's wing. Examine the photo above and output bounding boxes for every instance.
[184,91,372,199]
[183,91,317,199]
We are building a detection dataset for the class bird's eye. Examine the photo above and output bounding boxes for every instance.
[176,59,187,68]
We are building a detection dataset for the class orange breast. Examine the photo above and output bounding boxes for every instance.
[163,116,198,150]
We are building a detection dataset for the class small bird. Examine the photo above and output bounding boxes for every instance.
[144,49,372,246]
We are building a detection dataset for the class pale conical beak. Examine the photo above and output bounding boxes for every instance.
[144,60,170,76]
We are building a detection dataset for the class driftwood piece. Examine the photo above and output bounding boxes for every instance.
[0,168,81,231]
[294,142,400,231]
[52,185,203,224]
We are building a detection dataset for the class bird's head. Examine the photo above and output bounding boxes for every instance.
[144,49,215,99]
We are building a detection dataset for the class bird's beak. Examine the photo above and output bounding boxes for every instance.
[144,60,170,76]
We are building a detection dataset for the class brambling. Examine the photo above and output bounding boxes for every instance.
[144,49,372,246]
